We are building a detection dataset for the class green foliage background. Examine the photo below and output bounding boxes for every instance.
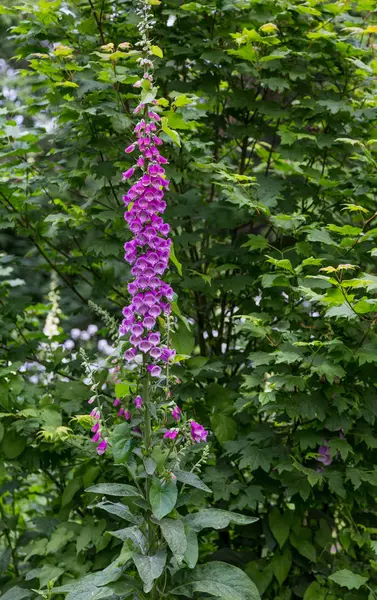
[1,0,377,598]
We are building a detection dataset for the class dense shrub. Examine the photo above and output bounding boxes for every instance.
[1,0,377,598]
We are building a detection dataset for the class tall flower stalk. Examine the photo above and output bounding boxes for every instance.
[87,0,208,461]
[81,3,260,598]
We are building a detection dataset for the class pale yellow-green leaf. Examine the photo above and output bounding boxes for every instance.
[365,25,377,34]
[259,23,278,34]
[54,81,78,88]
[151,45,163,58]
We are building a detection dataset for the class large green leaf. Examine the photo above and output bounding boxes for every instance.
[133,550,166,593]
[210,414,237,444]
[62,478,82,507]
[328,569,368,590]
[159,518,187,562]
[110,423,133,464]
[109,526,147,553]
[91,501,143,525]
[0,588,32,600]
[184,509,258,532]
[290,530,316,562]
[0,547,11,573]
[172,561,260,599]
[304,582,326,600]
[86,483,141,498]
[1,431,25,459]
[184,526,198,569]
[174,470,212,493]
[271,549,292,586]
[268,508,291,548]
[149,479,178,520]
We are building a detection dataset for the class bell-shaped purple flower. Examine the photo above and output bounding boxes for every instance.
[164,428,179,440]
[91,431,101,443]
[191,421,208,443]
[123,167,135,180]
[97,439,108,455]
[172,406,181,422]
[147,365,161,378]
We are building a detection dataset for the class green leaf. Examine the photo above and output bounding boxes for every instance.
[174,470,212,493]
[169,242,183,276]
[76,526,93,555]
[0,547,11,573]
[246,235,269,251]
[151,45,163,58]
[133,550,166,593]
[184,526,199,569]
[1,430,25,459]
[114,382,136,397]
[172,561,260,600]
[268,508,291,548]
[62,478,82,507]
[210,414,237,444]
[159,518,187,561]
[304,582,326,600]
[290,530,316,562]
[271,548,292,586]
[0,588,32,600]
[86,483,141,497]
[184,509,258,532]
[37,564,65,588]
[161,116,181,146]
[109,526,147,553]
[144,457,157,475]
[92,501,142,525]
[239,446,272,472]
[328,569,368,590]
[110,423,133,464]
[171,322,195,355]
[149,479,178,520]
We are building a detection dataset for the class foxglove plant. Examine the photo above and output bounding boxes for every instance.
[75,2,261,599]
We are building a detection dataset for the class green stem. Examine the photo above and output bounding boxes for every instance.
[143,358,154,557]
[366,585,377,600]
[143,367,152,455]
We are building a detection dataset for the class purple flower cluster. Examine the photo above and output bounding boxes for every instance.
[89,406,107,455]
[163,406,208,444]
[120,106,176,378]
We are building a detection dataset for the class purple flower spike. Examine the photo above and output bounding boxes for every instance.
[97,439,108,455]
[191,421,208,444]
[134,395,143,409]
[91,422,100,434]
[164,428,179,440]
[172,406,181,421]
